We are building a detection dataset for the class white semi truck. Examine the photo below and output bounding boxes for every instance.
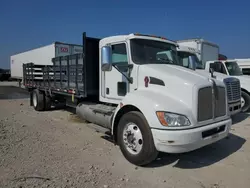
[176,45,242,115]
[23,32,232,166]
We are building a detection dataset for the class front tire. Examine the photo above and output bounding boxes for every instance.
[117,111,158,166]
[241,90,250,112]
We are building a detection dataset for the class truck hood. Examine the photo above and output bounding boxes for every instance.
[233,75,250,90]
[137,64,219,113]
[195,69,230,82]
[141,64,210,85]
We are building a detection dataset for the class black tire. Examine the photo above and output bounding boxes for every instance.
[241,90,250,112]
[32,89,45,111]
[117,111,158,166]
[44,95,52,111]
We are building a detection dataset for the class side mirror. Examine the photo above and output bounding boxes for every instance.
[209,66,215,78]
[188,56,196,70]
[209,67,214,74]
[210,63,216,71]
[101,46,112,71]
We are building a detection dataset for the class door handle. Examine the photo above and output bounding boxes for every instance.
[106,88,109,95]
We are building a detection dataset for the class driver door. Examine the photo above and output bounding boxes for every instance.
[103,42,129,101]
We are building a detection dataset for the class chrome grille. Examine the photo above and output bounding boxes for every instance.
[224,78,241,102]
[215,86,226,117]
[198,85,226,122]
[198,87,213,121]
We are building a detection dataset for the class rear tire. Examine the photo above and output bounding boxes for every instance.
[32,89,45,111]
[44,95,52,110]
[241,90,250,112]
[117,111,158,166]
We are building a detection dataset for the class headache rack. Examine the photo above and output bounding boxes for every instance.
[22,32,100,98]
[23,53,85,96]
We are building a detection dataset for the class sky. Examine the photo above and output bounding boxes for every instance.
[0,0,250,69]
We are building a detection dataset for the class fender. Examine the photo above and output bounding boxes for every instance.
[241,83,250,94]
[111,88,194,135]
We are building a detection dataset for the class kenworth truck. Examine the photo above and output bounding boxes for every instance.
[23,32,232,166]
[176,45,241,115]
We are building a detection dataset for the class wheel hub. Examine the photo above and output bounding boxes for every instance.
[123,123,143,155]
[241,96,245,108]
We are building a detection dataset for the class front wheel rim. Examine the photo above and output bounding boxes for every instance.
[122,122,143,155]
[241,96,245,108]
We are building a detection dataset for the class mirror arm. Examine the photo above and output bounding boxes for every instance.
[113,65,133,84]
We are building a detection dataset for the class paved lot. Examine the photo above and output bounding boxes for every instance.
[0,84,250,188]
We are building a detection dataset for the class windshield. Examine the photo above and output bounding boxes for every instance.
[177,51,203,69]
[225,61,243,76]
[130,39,180,65]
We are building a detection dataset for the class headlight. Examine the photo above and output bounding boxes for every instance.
[156,112,191,127]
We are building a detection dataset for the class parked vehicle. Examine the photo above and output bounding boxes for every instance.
[234,58,250,75]
[177,38,219,68]
[176,45,241,115]
[204,60,250,112]
[23,32,232,166]
[10,42,83,81]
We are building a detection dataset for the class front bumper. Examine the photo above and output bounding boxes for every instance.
[228,100,241,115]
[151,118,232,153]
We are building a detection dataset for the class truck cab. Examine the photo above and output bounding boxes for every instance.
[24,33,232,166]
[205,60,250,112]
[174,45,241,116]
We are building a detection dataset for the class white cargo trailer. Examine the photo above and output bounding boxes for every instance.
[10,42,83,80]
[177,38,219,68]
[234,58,250,75]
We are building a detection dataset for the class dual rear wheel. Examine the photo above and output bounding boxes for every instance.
[32,89,52,111]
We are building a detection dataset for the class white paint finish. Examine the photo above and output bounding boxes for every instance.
[234,58,250,68]
[202,43,219,64]
[234,75,250,92]
[98,34,229,138]
[151,118,231,153]
[177,39,219,66]
[111,65,228,130]
[177,45,241,115]
[10,44,55,79]
[10,42,83,80]
[205,60,250,92]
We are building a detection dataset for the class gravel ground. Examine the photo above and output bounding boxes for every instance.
[0,84,250,188]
